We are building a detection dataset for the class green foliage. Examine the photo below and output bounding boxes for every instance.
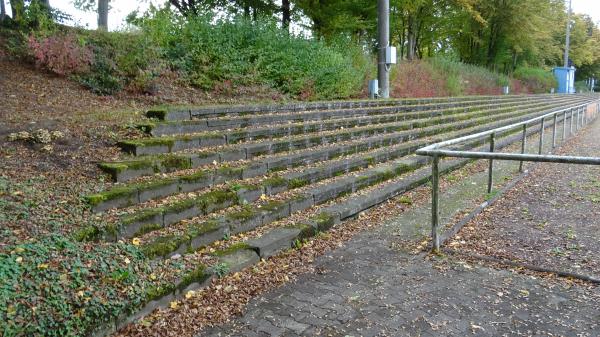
[75,29,163,95]
[513,67,557,93]
[132,8,369,99]
[393,57,513,97]
[0,235,150,336]
[212,262,230,278]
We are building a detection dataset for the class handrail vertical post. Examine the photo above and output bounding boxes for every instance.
[539,117,545,155]
[563,110,567,140]
[431,154,440,252]
[487,132,495,194]
[570,108,574,135]
[552,113,557,148]
[519,124,527,172]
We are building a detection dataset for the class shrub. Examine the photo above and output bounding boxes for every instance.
[76,30,163,95]
[135,9,368,99]
[513,67,557,93]
[392,57,511,97]
[391,60,449,97]
[27,33,93,76]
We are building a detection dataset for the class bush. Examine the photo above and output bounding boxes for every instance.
[27,33,93,76]
[134,9,369,99]
[392,57,507,97]
[513,67,557,93]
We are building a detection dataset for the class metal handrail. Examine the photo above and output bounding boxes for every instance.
[415,98,600,251]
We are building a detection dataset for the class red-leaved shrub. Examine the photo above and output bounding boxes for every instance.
[391,61,449,98]
[28,33,94,76]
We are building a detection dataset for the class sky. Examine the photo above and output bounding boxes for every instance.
[3,0,600,31]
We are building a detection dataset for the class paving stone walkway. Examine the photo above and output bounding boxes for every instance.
[202,117,600,337]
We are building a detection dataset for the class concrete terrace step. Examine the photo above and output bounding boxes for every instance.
[124,101,588,260]
[89,96,598,336]
[98,97,584,182]
[147,95,542,121]
[86,98,583,212]
[123,97,557,155]
[142,96,554,136]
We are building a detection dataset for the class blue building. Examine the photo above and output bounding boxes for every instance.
[553,67,576,93]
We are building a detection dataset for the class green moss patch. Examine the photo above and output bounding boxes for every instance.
[98,162,129,176]
[211,242,251,257]
[163,197,198,214]
[184,220,221,240]
[136,122,156,134]
[226,205,258,222]
[122,208,164,225]
[118,137,176,149]
[260,200,286,212]
[178,264,211,291]
[287,178,308,189]
[146,109,168,120]
[133,223,163,237]
[180,170,211,184]
[312,212,337,231]
[160,155,192,171]
[262,176,287,188]
[84,185,137,207]
[72,225,101,242]
[141,235,182,259]
[287,223,316,240]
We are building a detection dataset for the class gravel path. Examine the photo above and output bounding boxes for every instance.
[201,115,600,337]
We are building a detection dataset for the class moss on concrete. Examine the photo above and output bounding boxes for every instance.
[133,223,163,237]
[118,137,176,149]
[287,178,308,189]
[141,235,181,259]
[161,155,192,171]
[199,190,237,209]
[287,223,316,240]
[263,176,287,189]
[136,122,156,134]
[72,225,101,242]
[146,109,168,120]
[84,185,137,207]
[211,242,251,257]
[312,212,336,231]
[227,205,258,222]
[178,264,211,291]
[184,220,221,240]
[121,208,164,225]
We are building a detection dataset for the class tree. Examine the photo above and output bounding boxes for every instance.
[1,0,7,20]
[97,0,107,29]
[168,0,204,16]
[281,0,290,29]
[294,0,376,39]
[73,0,109,30]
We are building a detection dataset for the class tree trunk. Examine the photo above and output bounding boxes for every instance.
[97,0,108,30]
[243,0,250,19]
[281,0,290,30]
[1,0,7,20]
[9,0,24,20]
[406,15,417,61]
